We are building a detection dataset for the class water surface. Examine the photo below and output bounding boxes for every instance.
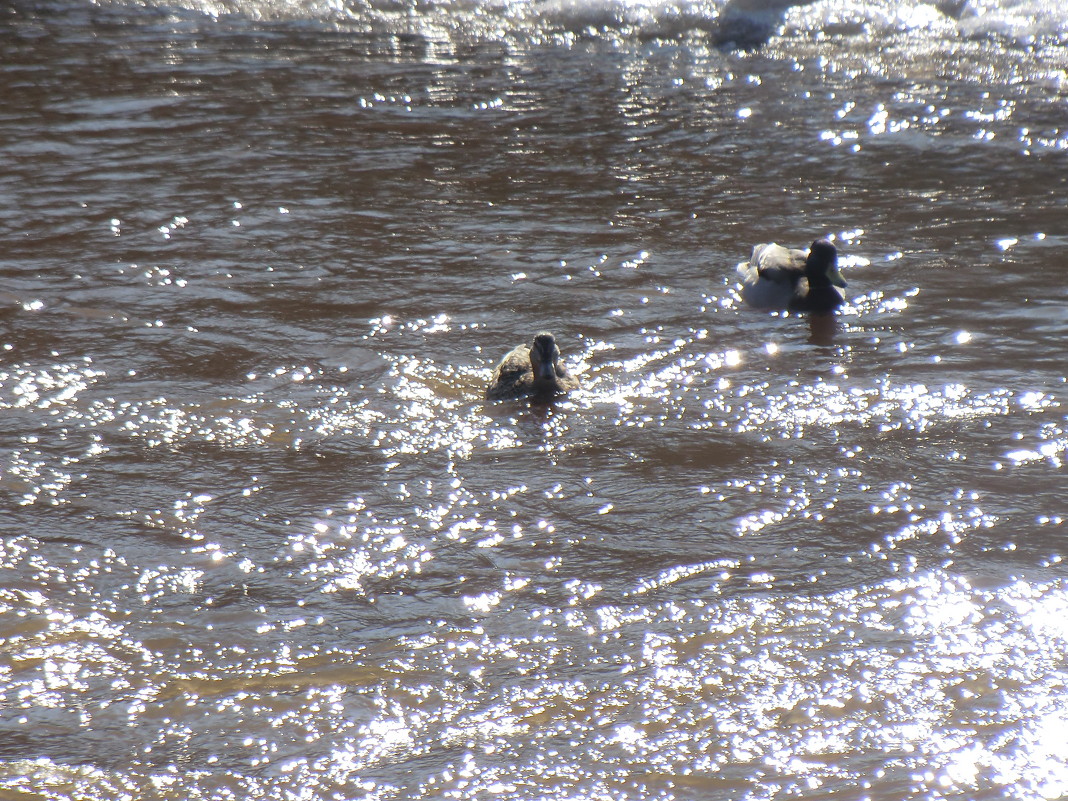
[2,0,1068,798]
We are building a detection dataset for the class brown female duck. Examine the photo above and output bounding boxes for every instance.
[486,332,578,401]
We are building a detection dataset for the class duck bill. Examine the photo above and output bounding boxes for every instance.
[536,359,558,381]
[828,266,847,288]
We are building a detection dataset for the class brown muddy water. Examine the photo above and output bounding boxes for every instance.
[2,0,1068,798]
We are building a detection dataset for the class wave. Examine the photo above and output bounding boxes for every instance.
[84,0,1068,45]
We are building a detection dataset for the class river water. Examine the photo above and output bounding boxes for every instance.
[2,0,1067,798]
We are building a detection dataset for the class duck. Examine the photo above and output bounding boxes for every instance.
[737,238,847,313]
[485,332,578,401]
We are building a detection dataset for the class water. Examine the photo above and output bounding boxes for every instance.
[2,0,1068,798]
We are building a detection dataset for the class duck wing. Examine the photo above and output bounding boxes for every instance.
[750,243,807,284]
[486,344,533,399]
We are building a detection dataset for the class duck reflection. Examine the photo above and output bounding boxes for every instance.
[807,311,839,346]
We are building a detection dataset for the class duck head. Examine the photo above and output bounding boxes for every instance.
[805,239,847,288]
[529,332,564,382]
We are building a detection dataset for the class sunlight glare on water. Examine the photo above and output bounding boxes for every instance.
[2,0,1068,798]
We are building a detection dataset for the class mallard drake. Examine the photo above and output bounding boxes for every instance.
[485,332,578,401]
[737,238,847,313]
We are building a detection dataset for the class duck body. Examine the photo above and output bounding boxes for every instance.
[486,332,578,401]
[737,239,847,313]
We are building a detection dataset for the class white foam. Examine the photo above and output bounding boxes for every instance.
[98,0,1068,42]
